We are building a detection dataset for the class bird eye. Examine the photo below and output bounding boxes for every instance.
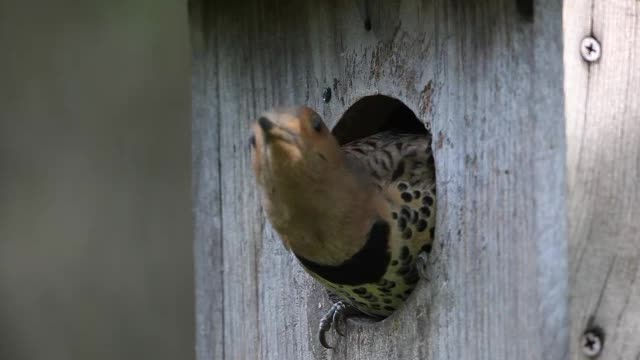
[311,117,323,133]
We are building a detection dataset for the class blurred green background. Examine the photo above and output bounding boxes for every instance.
[0,1,193,359]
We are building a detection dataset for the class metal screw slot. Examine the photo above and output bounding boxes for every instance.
[581,328,604,357]
[581,36,601,62]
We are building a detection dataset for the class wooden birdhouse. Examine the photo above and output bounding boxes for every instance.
[190,0,640,359]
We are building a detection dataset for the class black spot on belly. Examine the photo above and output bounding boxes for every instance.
[363,294,379,303]
[397,265,412,276]
[402,228,413,240]
[378,280,396,291]
[353,287,367,295]
[411,210,419,224]
[422,195,434,206]
[413,190,421,198]
[400,246,410,260]
[372,304,381,310]
[383,305,395,311]
[400,206,411,219]
[383,298,392,304]
[420,206,431,217]
[401,192,413,202]
[392,161,405,181]
[391,212,398,219]
[416,220,428,232]
[398,217,407,231]
[421,244,433,253]
[397,182,408,191]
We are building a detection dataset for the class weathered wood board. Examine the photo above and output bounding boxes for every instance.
[191,0,568,359]
[564,0,640,359]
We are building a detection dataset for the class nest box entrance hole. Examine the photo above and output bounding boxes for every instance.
[332,95,428,145]
[329,95,433,323]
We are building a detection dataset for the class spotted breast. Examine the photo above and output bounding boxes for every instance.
[303,132,436,318]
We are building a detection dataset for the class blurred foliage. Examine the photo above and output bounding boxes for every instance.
[0,1,193,359]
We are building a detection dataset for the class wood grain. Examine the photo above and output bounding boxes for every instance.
[191,0,568,359]
[191,2,224,359]
[564,0,640,359]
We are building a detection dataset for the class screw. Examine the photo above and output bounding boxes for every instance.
[581,328,604,357]
[581,36,601,62]
[321,87,332,103]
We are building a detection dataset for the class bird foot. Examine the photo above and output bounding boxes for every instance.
[416,250,429,280]
[318,300,351,349]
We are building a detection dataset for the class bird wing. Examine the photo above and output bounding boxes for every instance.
[342,131,434,191]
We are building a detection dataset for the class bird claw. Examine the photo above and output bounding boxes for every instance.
[318,301,348,349]
[332,303,346,337]
[417,250,429,280]
[318,318,333,349]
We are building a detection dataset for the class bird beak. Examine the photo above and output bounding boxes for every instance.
[258,116,274,133]
[257,116,298,145]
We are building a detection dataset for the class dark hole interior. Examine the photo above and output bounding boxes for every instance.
[516,0,534,21]
[332,95,428,146]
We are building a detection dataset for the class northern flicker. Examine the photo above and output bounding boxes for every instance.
[249,106,436,348]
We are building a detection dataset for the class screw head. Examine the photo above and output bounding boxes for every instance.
[321,87,332,103]
[581,36,601,62]
[581,329,604,357]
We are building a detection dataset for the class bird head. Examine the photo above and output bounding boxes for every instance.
[249,106,343,188]
[249,106,381,261]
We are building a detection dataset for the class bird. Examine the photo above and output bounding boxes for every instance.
[249,106,436,349]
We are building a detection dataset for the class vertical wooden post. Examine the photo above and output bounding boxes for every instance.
[190,1,568,358]
[564,0,640,358]
[191,2,224,359]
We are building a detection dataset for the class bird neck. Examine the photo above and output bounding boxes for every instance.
[268,160,382,266]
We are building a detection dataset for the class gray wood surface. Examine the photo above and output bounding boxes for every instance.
[191,2,224,358]
[191,1,568,359]
[564,1,640,359]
